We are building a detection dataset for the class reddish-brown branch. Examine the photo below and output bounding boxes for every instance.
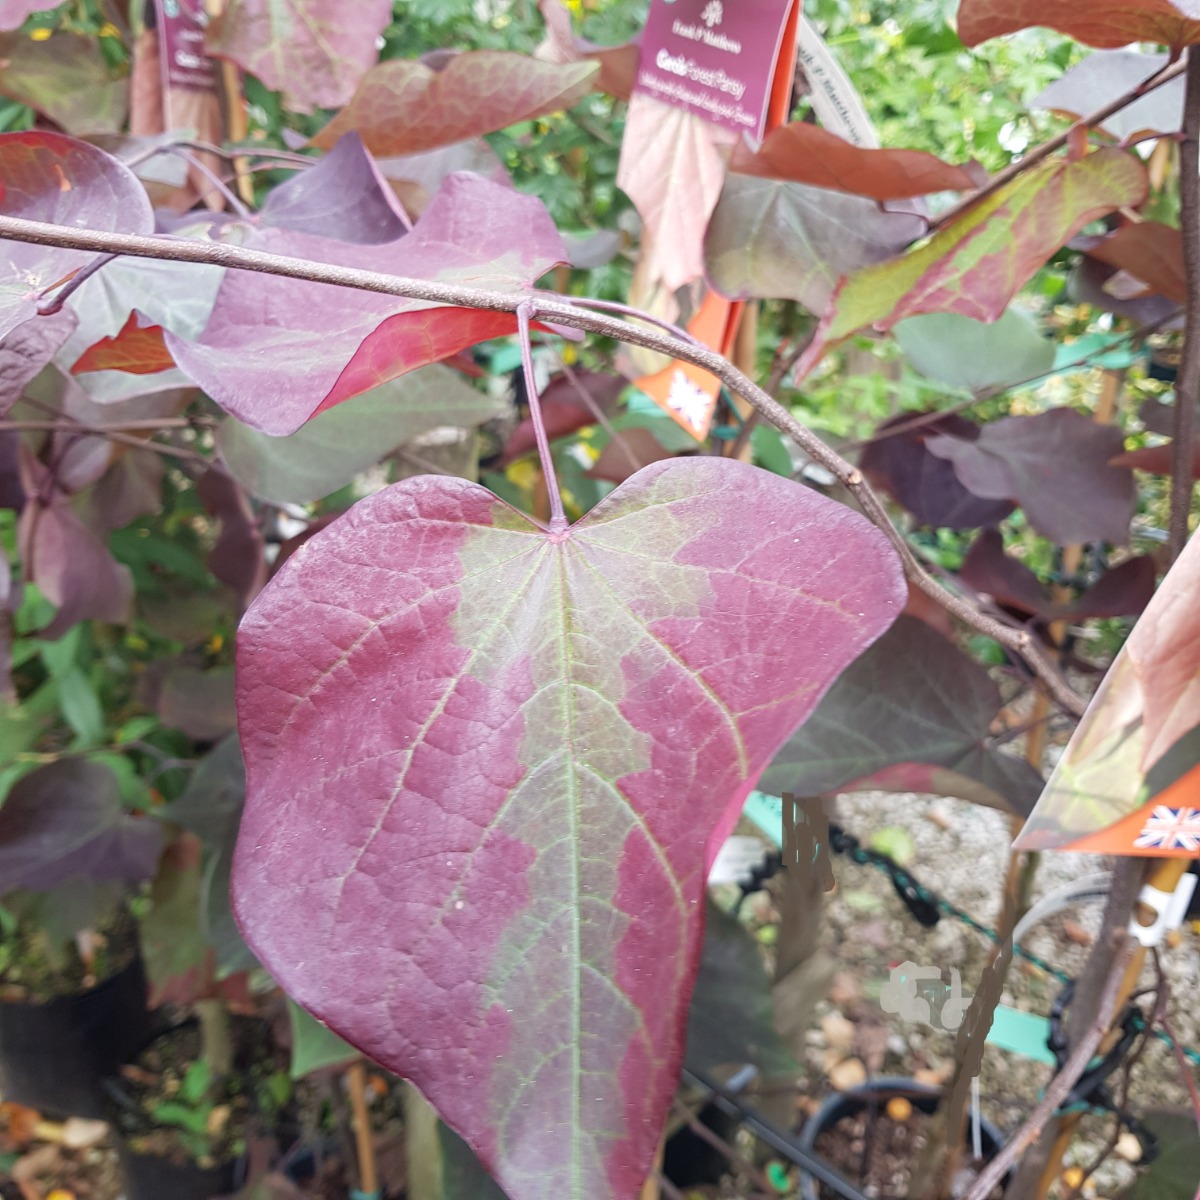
[0,211,1086,715]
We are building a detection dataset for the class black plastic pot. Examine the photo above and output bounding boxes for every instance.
[114,1137,240,1200]
[797,1077,1008,1200]
[0,954,157,1119]
[105,1019,248,1200]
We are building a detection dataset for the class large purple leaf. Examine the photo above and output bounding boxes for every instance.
[205,0,391,114]
[232,458,904,1199]
[258,133,409,244]
[0,758,164,892]
[927,408,1135,546]
[311,51,598,157]
[166,173,565,435]
[761,617,1044,816]
[1034,51,1181,141]
[0,132,154,341]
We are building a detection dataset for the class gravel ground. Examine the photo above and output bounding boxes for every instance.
[760,788,1200,1200]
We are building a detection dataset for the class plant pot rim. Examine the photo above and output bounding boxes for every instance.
[797,1075,1009,1200]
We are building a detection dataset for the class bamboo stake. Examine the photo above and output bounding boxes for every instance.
[347,1061,380,1198]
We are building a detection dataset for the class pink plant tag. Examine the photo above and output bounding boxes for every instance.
[155,0,217,94]
[634,0,798,139]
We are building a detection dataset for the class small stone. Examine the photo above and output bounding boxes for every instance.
[821,1011,856,1051]
[1062,919,1092,947]
[1062,1166,1085,1189]
[61,1118,109,1150]
[886,1097,913,1122]
[829,1057,867,1090]
[1115,1130,1143,1163]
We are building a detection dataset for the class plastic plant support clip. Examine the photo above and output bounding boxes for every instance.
[1129,873,1198,947]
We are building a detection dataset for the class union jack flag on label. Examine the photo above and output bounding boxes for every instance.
[1133,806,1200,853]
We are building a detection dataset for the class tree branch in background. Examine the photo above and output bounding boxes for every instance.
[0,212,1087,715]
[932,58,1187,232]
[1171,47,1200,563]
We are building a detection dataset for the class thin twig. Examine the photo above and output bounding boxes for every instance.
[964,938,1139,1200]
[1171,48,1200,562]
[932,58,1188,231]
[728,327,814,461]
[0,211,1087,714]
[518,300,568,530]
[37,253,117,314]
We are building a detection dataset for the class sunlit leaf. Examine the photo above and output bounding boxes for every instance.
[1017,531,1200,853]
[795,150,1148,376]
[762,616,1043,816]
[232,458,904,1200]
[958,0,1200,49]
[620,93,739,294]
[0,132,154,341]
[729,122,985,200]
[165,174,565,435]
[206,0,391,114]
[311,50,597,157]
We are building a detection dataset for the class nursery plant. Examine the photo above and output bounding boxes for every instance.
[0,2,1199,1199]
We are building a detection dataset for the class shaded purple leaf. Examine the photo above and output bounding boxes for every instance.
[0,758,164,892]
[86,450,164,533]
[166,174,565,436]
[197,469,266,611]
[960,529,1156,622]
[927,408,1135,545]
[232,458,904,1200]
[860,413,1016,530]
[0,132,154,341]
[761,616,1044,816]
[501,370,626,465]
[157,664,238,743]
[1069,256,1182,328]
[17,447,133,639]
[0,309,77,417]
[259,133,410,244]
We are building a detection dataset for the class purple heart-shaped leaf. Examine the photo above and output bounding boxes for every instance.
[232,458,904,1199]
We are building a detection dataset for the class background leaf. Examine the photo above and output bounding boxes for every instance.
[957,0,1200,49]
[761,616,1044,816]
[206,0,391,114]
[217,364,507,504]
[311,51,597,156]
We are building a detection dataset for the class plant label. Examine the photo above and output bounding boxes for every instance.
[155,0,217,94]
[634,0,798,139]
